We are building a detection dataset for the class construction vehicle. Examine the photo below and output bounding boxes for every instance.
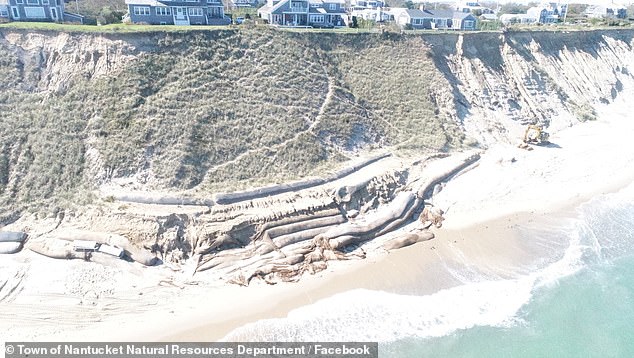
[520,125,550,148]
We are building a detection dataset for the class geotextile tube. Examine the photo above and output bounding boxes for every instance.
[0,231,27,243]
[317,191,417,242]
[0,241,24,254]
[214,153,391,205]
[29,230,159,266]
[0,231,27,254]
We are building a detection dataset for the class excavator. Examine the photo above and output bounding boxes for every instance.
[519,125,549,149]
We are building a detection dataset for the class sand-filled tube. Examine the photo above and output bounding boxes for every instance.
[382,231,435,251]
[214,154,391,205]
[0,241,24,254]
[0,231,27,243]
[25,238,80,260]
[0,231,27,254]
[317,191,417,241]
[28,230,159,266]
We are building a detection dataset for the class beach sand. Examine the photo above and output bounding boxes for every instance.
[2,93,634,344]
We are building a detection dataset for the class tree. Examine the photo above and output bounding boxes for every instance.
[498,3,530,15]
[404,0,414,10]
[97,6,123,25]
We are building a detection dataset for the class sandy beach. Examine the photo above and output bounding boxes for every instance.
[1,90,634,345]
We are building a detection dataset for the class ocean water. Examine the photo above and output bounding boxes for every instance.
[224,182,634,357]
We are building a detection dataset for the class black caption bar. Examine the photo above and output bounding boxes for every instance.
[4,342,378,358]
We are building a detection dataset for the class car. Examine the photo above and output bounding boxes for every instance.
[235,17,245,24]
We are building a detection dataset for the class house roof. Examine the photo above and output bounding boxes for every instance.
[452,11,474,19]
[258,4,272,14]
[124,0,167,6]
[403,9,469,20]
[402,9,426,18]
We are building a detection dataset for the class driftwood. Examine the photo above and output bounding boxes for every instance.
[420,205,445,228]
[382,231,435,251]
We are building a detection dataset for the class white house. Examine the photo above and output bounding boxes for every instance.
[393,8,477,30]
[0,0,9,19]
[455,0,492,15]
[584,5,627,19]
[499,13,537,25]
[258,0,346,27]
[527,2,566,24]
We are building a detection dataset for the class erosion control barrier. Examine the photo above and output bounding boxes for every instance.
[0,231,27,254]
[214,153,392,205]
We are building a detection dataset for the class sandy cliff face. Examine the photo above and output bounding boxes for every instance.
[427,30,634,145]
[0,31,147,92]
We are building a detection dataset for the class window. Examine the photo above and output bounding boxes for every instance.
[26,0,38,4]
[463,20,474,28]
[412,18,421,25]
[188,7,202,16]
[0,9,8,17]
[133,6,150,15]
[15,0,24,4]
[50,7,56,19]
[11,6,19,18]
[156,7,171,15]
[328,3,336,10]
[207,0,219,3]
[42,0,49,4]
[310,14,324,22]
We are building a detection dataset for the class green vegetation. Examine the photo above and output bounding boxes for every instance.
[0,28,463,217]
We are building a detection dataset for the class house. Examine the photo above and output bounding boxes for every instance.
[454,0,492,15]
[349,0,390,22]
[350,0,384,9]
[526,2,566,24]
[1,0,83,23]
[228,0,257,8]
[393,8,476,30]
[124,0,230,25]
[584,5,627,19]
[351,7,392,22]
[0,0,9,20]
[499,13,537,25]
[258,0,346,27]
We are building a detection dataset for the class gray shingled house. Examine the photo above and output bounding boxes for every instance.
[124,0,230,25]
[258,0,346,27]
[0,0,82,22]
[393,8,477,30]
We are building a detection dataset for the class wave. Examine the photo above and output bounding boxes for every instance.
[223,182,634,342]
